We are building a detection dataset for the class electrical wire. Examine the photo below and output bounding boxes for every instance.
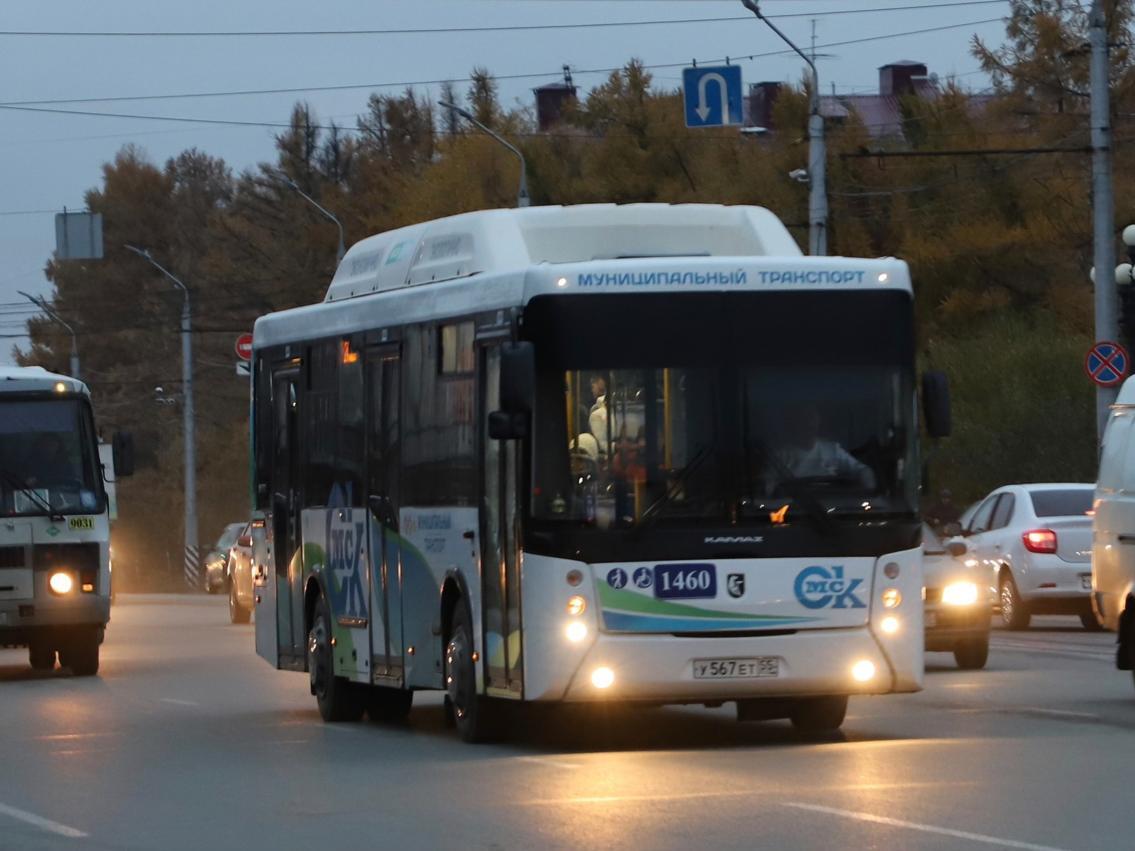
[0,2,1008,38]
[0,17,1004,109]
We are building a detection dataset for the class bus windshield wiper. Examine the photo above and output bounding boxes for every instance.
[634,442,717,531]
[0,467,59,518]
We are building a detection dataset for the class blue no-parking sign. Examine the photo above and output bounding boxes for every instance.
[1085,341,1130,387]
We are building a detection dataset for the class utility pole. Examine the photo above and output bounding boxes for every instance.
[439,100,531,208]
[741,0,827,255]
[18,290,79,379]
[1090,0,1118,440]
[124,246,198,591]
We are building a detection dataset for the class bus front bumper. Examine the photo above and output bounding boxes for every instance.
[541,626,915,704]
[0,597,109,647]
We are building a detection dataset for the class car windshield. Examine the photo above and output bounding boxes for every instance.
[0,398,104,517]
[1030,488,1094,518]
[525,290,918,530]
[214,523,244,551]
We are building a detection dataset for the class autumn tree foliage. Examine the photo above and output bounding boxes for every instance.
[17,5,1135,585]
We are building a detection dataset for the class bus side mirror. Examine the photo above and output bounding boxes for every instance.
[922,371,951,438]
[499,341,534,415]
[488,411,529,440]
[112,431,135,478]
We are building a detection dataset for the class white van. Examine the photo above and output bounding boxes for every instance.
[1092,377,1135,683]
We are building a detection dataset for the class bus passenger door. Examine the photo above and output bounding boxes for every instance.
[480,345,523,697]
[271,367,306,665]
[366,347,404,685]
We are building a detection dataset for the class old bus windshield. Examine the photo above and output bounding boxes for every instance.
[0,399,104,517]
[525,290,917,530]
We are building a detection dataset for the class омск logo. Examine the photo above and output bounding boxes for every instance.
[793,565,866,609]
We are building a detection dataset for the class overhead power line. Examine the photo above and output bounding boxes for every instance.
[0,16,1003,118]
[0,2,1008,38]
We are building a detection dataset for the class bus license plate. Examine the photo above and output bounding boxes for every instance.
[693,657,779,679]
[655,564,716,599]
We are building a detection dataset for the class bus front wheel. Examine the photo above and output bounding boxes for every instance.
[28,643,55,671]
[59,628,100,677]
[445,605,498,743]
[789,695,848,734]
[308,594,364,723]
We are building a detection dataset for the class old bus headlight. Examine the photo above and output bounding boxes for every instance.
[942,581,979,607]
[49,571,74,595]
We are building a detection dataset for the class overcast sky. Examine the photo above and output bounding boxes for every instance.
[0,0,1011,362]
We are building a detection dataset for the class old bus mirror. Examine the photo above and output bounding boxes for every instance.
[112,431,135,478]
[921,371,951,439]
[499,341,535,414]
[488,410,528,441]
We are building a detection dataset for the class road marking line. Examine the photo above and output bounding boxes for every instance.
[1018,707,1100,720]
[783,802,1070,851]
[0,802,88,839]
[516,756,581,769]
[524,782,972,806]
[35,732,119,741]
[159,698,199,707]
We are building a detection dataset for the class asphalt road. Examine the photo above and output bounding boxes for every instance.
[1,599,1133,851]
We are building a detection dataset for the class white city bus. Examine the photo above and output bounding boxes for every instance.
[0,366,132,675]
[250,204,947,740]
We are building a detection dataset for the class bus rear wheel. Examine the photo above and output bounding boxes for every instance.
[59,628,100,677]
[308,595,364,723]
[446,605,498,743]
[789,695,848,734]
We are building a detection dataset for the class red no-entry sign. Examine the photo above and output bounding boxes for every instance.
[235,333,253,362]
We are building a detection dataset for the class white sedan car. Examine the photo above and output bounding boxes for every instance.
[958,483,1096,630]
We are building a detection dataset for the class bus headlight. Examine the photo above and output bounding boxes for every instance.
[49,571,74,595]
[591,666,615,689]
[881,588,902,608]
[942,581,979,606]
[851,659,876,682]
[566,595,586,616]
[880,615,900,635]
[565,621,588,643]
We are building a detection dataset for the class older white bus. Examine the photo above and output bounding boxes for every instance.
[250,204,947,740]
[0,366,132,675]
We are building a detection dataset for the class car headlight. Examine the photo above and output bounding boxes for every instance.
[941,581,979,606]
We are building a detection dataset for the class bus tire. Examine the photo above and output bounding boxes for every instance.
[364,686,413,723]
[789,695,848,734]
[953,635,989,670]
[229,582,251,625]
[28,643,55,671]
[1080,610,1104,631]
[446,605,498,743]
[308,594,364,723]
[59,628,100,677]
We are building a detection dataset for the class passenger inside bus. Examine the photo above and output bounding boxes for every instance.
[762,403,875,495]
[24,433,79,488]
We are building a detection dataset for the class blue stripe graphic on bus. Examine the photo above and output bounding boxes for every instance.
[793,565,865,609]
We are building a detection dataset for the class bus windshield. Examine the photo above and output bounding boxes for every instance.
[0,398,104,517]
[525,290,918,530]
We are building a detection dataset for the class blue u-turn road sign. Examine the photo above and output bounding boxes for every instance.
[682,65,743,128]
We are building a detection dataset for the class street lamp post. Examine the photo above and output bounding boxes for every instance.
[284,178,346,264]
[124,245,198,591]
[18,290,79,379]
[439,100,530,208]
[740,0,827,255]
